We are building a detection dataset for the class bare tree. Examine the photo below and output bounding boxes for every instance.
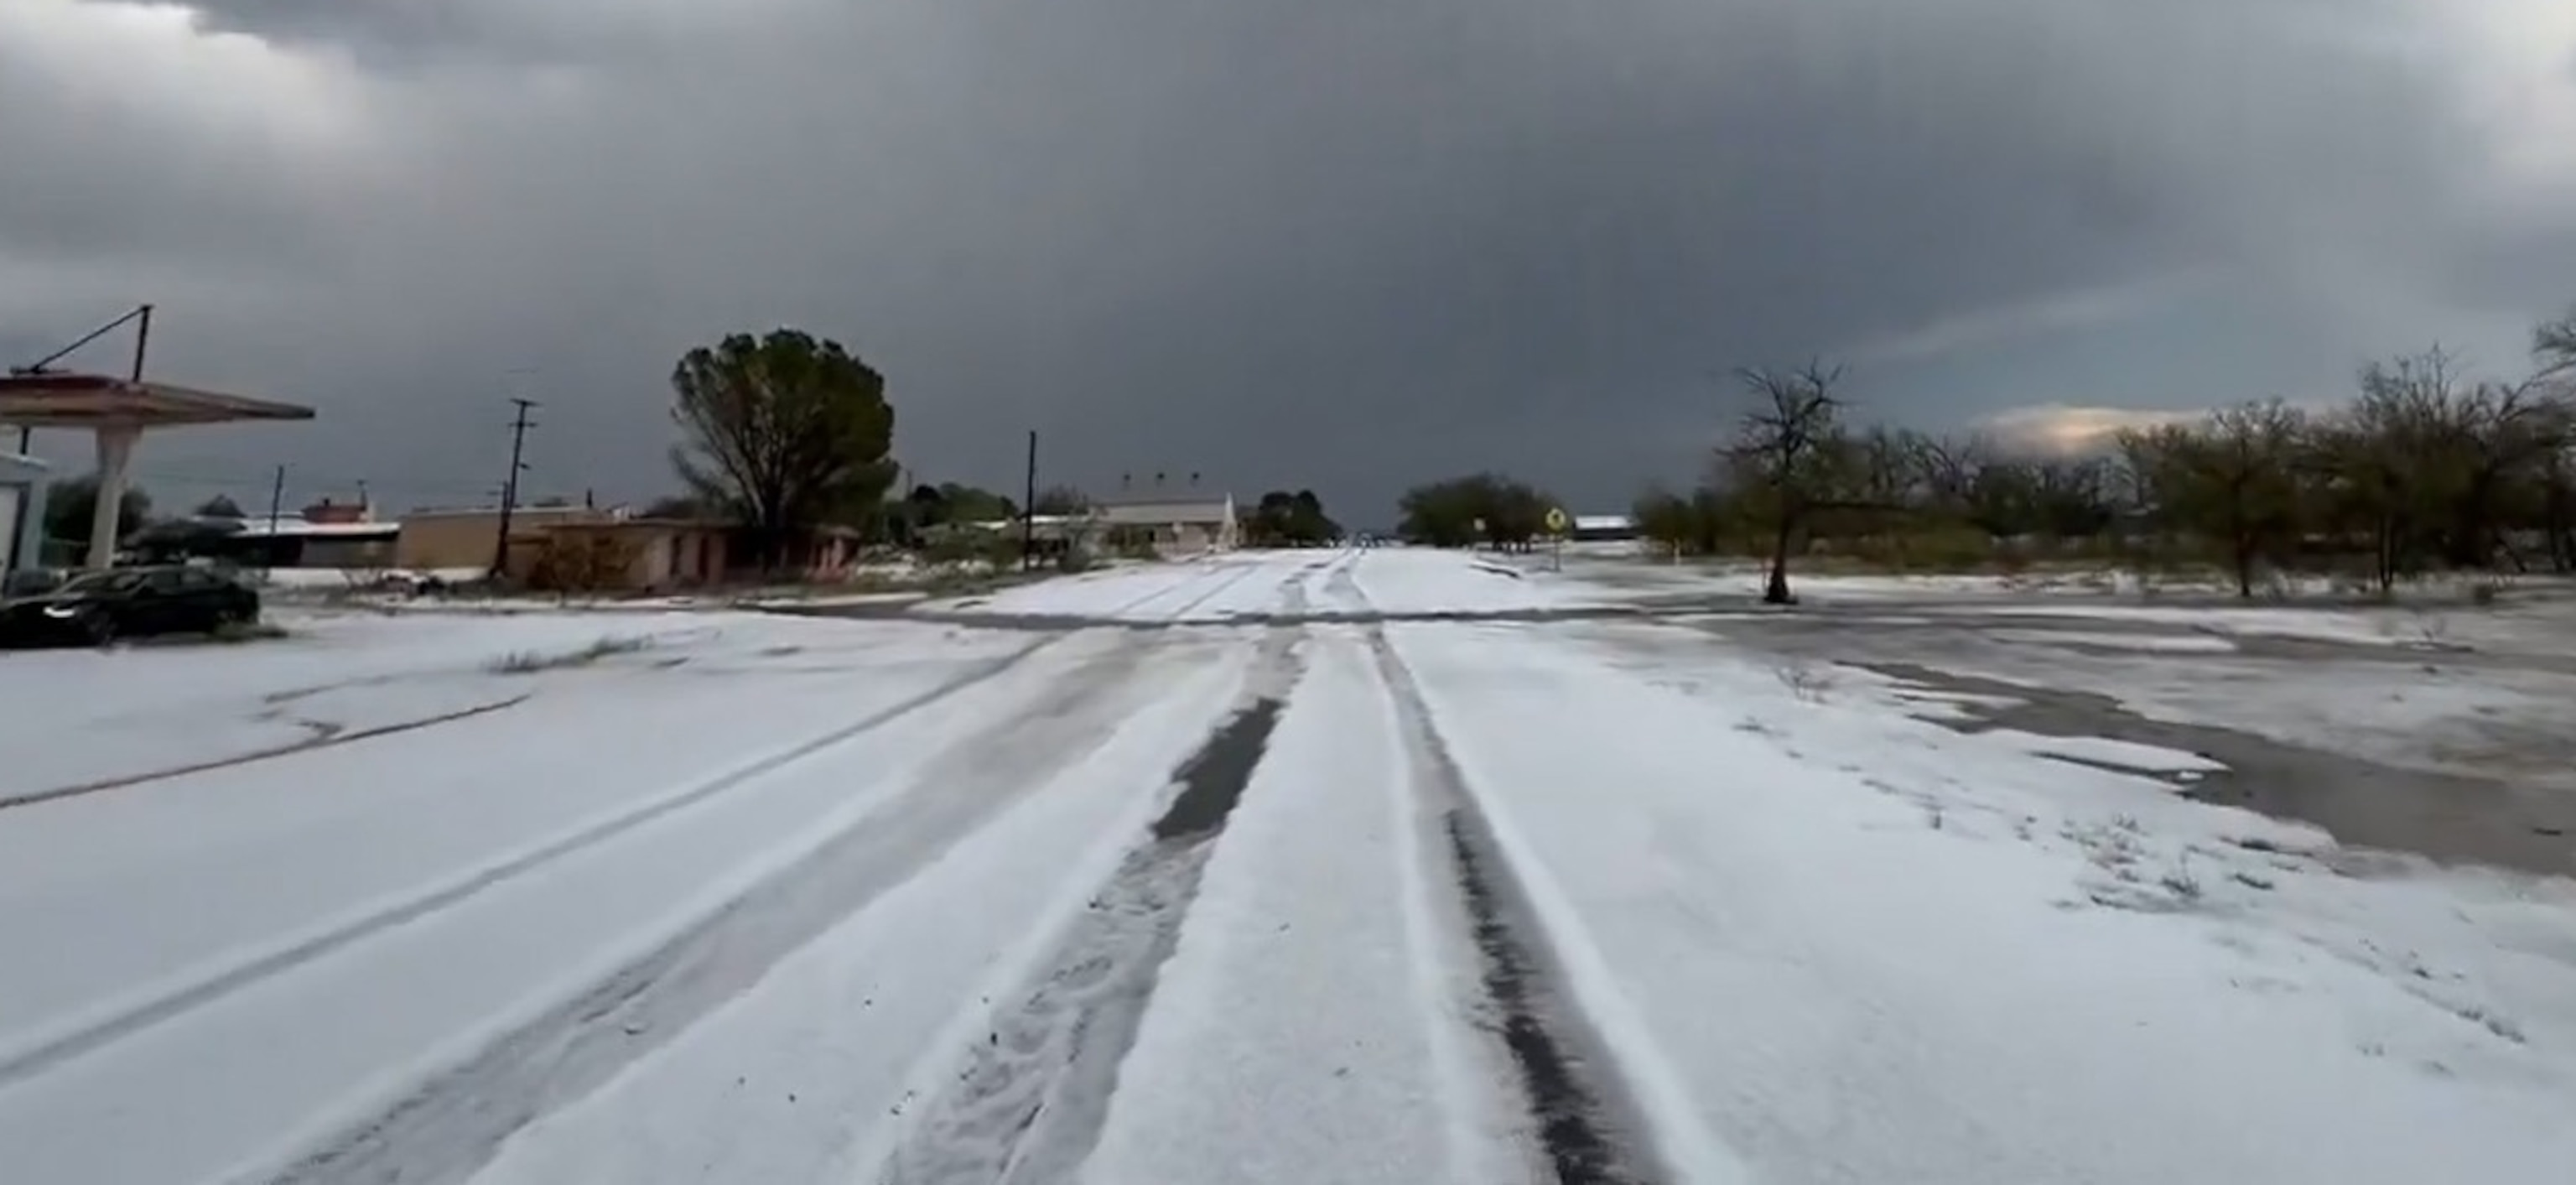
[1727,361,1848,604]
[2032,456,2116,539]
[1846,425,1914,507]
[2512,316,2576,569]
[1576,304,2576,585]
[2321,348,2464,590]
[1909,433,1989,517]
[2454,379,2570,569]
[2537,309,2576,381]
[2187,402,2310,597]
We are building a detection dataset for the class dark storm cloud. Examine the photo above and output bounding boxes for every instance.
[10,0,2572,521]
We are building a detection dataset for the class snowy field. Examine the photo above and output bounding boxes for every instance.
[3,548,2572,1184]
[1550,545,2576,653]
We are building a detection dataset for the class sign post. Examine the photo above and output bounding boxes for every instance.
[1543,507,1570,572]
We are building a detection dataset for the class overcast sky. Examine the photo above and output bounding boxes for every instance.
[5,0,2573,524]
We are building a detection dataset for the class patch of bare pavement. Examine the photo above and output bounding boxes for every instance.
[1864,661,2576,878]
[1639,604,2576,881]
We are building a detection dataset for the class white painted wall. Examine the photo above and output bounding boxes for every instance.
[0,486,20,570]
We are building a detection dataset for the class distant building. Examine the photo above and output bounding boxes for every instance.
[224,512,400,569]
[299,496,374,525]
[527,518,731,590]
[393,505,605,572]
[138,492,398,569]
[1571,513,1638,543]
[1090,491,1239,553]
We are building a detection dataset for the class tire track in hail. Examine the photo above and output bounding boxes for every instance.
[1347,561,1672,1184]
[0,694,531,813]
[875,626,1305,1185]
[1089,556,1233,620]
[257,631,1177,1185]
[0,631,1086,1095]
[1121,559,1270,623]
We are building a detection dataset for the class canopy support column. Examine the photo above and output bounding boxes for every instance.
[86,424,139,569]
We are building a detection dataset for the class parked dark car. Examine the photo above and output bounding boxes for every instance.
[2,569,65,598]
[0,565,262,647]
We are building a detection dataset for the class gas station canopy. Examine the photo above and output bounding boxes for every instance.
[0,372,315,429]
[0,372,315,569]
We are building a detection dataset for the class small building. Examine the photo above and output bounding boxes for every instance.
[522,518,730,591]
[221,513,401,569]
[174,494,399,569]
[1571,513,1639,543]
[512,517,868,592]
[2,452,49,574]
[1090,491,1239,554]
[394,505,608,573]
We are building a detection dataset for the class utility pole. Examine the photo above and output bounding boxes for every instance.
[1021,429,1038,572]
[492,397,538,579]
[263,464,288,571]
[265,465,286,533]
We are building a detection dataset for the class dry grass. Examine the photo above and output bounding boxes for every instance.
[486,634,652,674]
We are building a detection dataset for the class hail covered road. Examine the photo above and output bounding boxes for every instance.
[2,548,2572,1185]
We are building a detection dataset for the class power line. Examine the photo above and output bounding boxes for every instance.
[1021,429,1038,571]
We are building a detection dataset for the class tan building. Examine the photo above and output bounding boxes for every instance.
[1090,491,1240,553]
[530,519,730,591]
[394,506,607,572]
[398,502,875,590]
[517,518,869,592]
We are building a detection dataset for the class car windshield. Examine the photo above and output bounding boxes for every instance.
[54,571,151,595]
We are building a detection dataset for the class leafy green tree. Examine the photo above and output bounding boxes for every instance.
[127,517,242,563]
[898,482,1019,550]
[669,328,897,571]
[194,494,246,519]
[1247,489,1342,546]
[931,483,1017,525]
[1396,473,1552,549]
[45,475,152,545]
[1032,485,1091,516]
[1395,478,1481,548]
[1633,486,1700,555]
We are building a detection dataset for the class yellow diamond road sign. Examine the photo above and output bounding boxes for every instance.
[1545,507,1570,534]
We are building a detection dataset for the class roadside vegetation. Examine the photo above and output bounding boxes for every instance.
[1394,473,1558,550]
[1628,308,2576,603]
[1242,491,1341,547]
[31,320,1357,601]
[669,328,899,574]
